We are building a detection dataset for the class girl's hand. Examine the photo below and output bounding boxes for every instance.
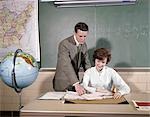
[96,87,110,93]
[113,92,122,99]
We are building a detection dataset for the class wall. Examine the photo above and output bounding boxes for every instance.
[39,0,150,68]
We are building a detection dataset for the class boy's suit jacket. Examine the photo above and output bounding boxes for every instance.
[53,35,91,91]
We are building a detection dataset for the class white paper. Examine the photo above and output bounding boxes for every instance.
[39,92,66,100]
[64,91,113,100]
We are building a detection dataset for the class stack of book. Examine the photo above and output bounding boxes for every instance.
[132,100,150,111]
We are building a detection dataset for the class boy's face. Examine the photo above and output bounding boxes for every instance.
[75,29,88,44]
[95,58,107,71]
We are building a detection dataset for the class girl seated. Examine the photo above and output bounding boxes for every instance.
[82,48,130,99]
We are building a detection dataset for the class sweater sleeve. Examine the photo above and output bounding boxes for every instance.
[82,69,96,93]
[111,69,130,95]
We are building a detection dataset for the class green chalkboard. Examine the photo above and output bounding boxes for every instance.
[39,0,150,68]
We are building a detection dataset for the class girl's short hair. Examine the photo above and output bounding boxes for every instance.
[93,48,111,64]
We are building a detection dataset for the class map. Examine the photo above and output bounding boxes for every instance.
[0,0,40,61]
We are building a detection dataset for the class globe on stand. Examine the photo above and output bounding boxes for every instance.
[0,49,39,109]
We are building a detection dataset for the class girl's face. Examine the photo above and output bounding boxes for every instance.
[95,58,107,71]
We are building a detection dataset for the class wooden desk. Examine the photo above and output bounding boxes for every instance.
[20,93,150,117]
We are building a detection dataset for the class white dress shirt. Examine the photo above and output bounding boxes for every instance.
[82,66,130,95]
[74,35,79,46]
[72,35,80,86]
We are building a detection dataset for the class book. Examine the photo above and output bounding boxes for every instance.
[132,100,150,111]
[38,91,113,100]
[39,92,66,100]
[64,91,113,100]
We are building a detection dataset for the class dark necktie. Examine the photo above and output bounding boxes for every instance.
[77,45,81,68]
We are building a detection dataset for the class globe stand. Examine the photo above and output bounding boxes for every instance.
[11,49,24,110]
[18,91,23,110]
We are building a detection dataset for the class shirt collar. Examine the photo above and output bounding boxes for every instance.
[74,35,79,46]
[95,66,105,73]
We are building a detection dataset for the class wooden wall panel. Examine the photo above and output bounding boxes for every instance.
[0,69,149,111]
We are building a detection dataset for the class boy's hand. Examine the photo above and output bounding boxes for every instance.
[75,83,86,95]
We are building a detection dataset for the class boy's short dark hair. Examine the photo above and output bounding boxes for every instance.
[74,22,89,33]
[93,48,111,64]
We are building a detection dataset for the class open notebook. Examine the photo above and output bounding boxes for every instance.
[38,91,128,104]
[64,91,113,100]
[39,91,113,100]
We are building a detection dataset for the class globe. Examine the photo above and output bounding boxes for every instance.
[0,49,39,92]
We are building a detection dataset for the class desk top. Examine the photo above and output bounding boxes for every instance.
[20,93,150,116]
